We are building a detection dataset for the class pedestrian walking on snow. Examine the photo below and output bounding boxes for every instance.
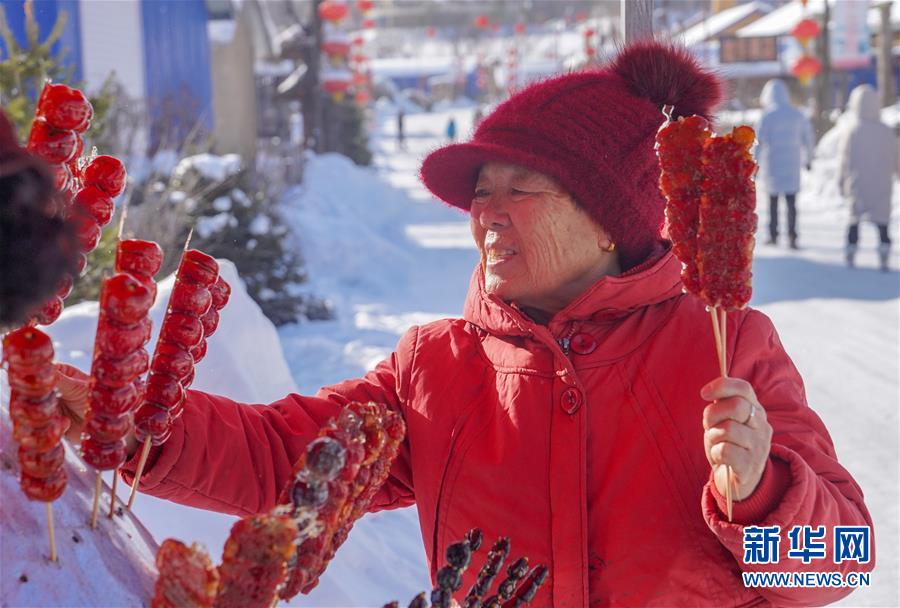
[755,79,815,249]
[55,42,874,607]
[397,109,406,150]
[446,117,457,142]
[839,84,899,271]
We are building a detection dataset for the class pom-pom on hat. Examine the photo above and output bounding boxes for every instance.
[420,40,723,269]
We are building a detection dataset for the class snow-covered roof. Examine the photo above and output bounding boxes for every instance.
[737,0,898,38]
[677,1,771,47]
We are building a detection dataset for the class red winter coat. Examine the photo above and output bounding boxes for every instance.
[124,251,874,607]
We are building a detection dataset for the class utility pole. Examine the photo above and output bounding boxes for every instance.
[877,0,897,109]
[302,0,324,152]
[813,0,832,139]
[621,0,655,43]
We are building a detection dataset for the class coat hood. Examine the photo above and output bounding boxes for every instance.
[760,79,791,108]
[847,84,881,122]
[463,248,684,338]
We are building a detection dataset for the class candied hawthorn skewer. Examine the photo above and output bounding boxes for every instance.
[129,247,219,509]
[82,272,153,527]
[213,514,297,608]
[2,327,67,561]
[696,125,757,520]
[152,539,219,608]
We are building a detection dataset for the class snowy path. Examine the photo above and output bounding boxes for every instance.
[279,103,897,606]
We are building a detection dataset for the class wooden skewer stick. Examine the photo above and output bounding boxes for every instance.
[108,469,119,518]
[116,197,130,241]
[709,307,735,522]
[90,471,102,529]
[183,227,194,252]
[127,437,153,509]
[45,502,57,562]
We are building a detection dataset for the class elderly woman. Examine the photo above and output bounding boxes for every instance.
[58,43,872,606]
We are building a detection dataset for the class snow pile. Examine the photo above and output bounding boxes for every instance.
[173,153,243,183]
[0,378,158,607]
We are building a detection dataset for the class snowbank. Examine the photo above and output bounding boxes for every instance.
[1,378,158,607]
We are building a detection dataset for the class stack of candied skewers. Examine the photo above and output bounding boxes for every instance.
[656,107,758,520]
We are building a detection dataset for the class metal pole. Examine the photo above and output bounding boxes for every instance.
[621,0,655,44]
[877,1,897,108]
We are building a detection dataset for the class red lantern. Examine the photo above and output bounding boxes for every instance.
[586,46,597,59]
[362,18,376,29]
[321,36,351,58]
[322,71,352,96]
[352,71,369,85]
[791,55,821,85]
[356,0,374,12]
[352,53,368,65]
[514,22,526,35]
[351,35,365,46]
[584,28,596,39]
[474,15,489,29]
[575,11,588,22]
[426,26,437,38]
[791,18,820,46]
[318,0,349,23]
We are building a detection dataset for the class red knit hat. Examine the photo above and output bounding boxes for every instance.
[420,40,723,269]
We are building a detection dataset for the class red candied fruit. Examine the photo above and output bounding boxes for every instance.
[7,363,56,398]
[199,310,218,337]
[152,341,194,379]
[95,316,152,359]
[56,274,74,300]
[81,438,127,471]
[102,273,154,325]
[74,185,115,226]
[92,349,149,389]
[73,213,101,252]
[115,239,163,277]
[189,340,207,363]
[9,392,59,427]
[82,155,127,197]
[134,405,171,443]
[13,414,68,452]
[18,444,65,479]
[159,312,204,349]
[180,368,195,391]
[89,382,141,416]
[36,83,93,131]
[34,297,63,326]
[179,250,219,286]
[84,411,132,443]
[209,277,231,309]
[144,372,185,410]
[26,119,78,164]
[76,252,88,276]
[2,327,54,369]
[20,468,67,502]
[170,280,212,316]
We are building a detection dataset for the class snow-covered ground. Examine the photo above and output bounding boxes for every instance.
[3,98,896,606]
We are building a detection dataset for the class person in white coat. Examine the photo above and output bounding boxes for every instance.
[755,79,815,249]
[839,84,899,271]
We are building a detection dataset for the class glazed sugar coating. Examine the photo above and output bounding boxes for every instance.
[214,515,297,608]
[152,539,219,608]
[656,115,711,295]
[697,127,758,311]
[3,327,68,502]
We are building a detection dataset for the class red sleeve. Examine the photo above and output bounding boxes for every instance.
[121,327,419,517]
[701,310,875,606]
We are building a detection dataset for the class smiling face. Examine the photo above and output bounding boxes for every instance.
[469,162,620,315]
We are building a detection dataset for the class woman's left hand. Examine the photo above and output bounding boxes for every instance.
[701,377,773,501]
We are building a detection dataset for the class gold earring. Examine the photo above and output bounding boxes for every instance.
[605,242,616,253]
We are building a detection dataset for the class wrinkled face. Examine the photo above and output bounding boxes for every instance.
[469,162,618,313]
